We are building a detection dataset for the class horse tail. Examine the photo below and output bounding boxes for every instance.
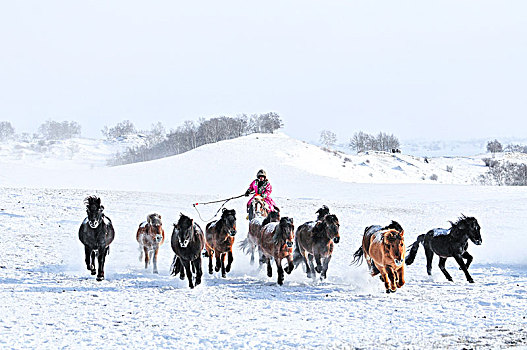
[238,237,252,255]
[405,234,425,265]
[351,246,364,266]
[292,239,304,269]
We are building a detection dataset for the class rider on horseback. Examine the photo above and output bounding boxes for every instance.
[245,169,278,220]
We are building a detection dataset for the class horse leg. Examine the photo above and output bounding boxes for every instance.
[461,251,473,270]
[314,254,323,274]
[179,258,186,280]
[438,257,453,282]
[208,251,214,275]
[84,246,93,273]
[138,245,144,262]
[276,258,284,286]
[171,255,181,276]
[152,247,159,274]
[90,250,97,275]
[386,267,396,292]
[144,246,149,269]
[215,253,221,273]
[307,254,316,279]
[284,254,294,274]
[321,255,332,280]
[220,253,227,278]
[396,265,405,288]
[424,246,434,276]
[258,248,266,268]
[183,260,194,289]
[193,258,203,286]
[96,248,107,281]
[266,257,272,278]
[453,254,474,283]
[226,251,233,273]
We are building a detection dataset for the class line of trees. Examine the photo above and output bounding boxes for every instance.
[107,112,283,166]
[0,120,82,142]
[349,131,400,153]
[487,139,527,154]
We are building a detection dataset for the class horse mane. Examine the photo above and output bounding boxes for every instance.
[147,213,162,226]
[84,195,102,209]
[176,213,193,230]
[316,205,330,221]
[262,211,280,226]
[384,220,403,233]
[273,217,293,245]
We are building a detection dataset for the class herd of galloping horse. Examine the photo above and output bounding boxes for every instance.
[78,195,483,292]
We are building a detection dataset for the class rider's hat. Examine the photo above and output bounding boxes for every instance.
[257,169,267,179]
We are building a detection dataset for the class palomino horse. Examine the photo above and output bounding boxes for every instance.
[136,213,165,274]
[78,196,115,281]
[205,208,237,278]
[170,214,205,289]
[293,207,340,280]
[405,215,482,283]
[352,221,405,293]
[258,217,295,285]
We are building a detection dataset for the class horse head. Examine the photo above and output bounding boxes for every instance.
[221,208,237,237]
[175,214,194,248]
[456,215,482,246]
[84,195,104,229]
[324,214,340,243]
[274,217,295,248]
[252,195,269,217]
[382,221,405,267]
[147,213,164,243]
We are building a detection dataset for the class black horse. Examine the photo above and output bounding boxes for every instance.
[170,214,205,289]
[78,196,115,281]
[405,215,482,283]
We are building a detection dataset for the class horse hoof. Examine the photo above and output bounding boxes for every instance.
[189,284,195,289]
[315,266,322,274]
[226,266,231,273]
[91,270,96,275]
[222,273,226,278]
[215,266,220,272]
[153,270,158,274]
[196,279,201,285]
[179,275,185,281]
[468,279,475,283]
[96,276,104,281]
[208,269,213,275]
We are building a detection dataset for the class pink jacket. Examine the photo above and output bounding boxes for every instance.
[247,180,277,211]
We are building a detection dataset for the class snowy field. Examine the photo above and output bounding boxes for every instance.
[1,184,526,349]
[1,133,527,349]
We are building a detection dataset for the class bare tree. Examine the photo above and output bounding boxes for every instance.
[102,120,137,140]
[0,121,15,142]
[38,120,81,140]
[320,130,337,148]
[486,139,503,154]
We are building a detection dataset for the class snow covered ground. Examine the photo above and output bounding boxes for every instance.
[1,133,527,349]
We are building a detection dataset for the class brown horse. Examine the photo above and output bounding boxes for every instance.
[293,212,340,280]
[240,208,281,266]
[352,221,405,293]
[258,217,295,285]
[205,208,237,278]
[136,213,165,274]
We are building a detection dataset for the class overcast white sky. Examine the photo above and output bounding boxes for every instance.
[1,1,526,143]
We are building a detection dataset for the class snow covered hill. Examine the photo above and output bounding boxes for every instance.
[3,132,523,194]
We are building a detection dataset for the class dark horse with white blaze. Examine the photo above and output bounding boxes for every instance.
[205,208,237,278]
[405,215,482,283]
[258,217,295,286]
[78,196,115,281]
[293,207,340,280]
[170,214,205,289]
[136,213,165,274]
